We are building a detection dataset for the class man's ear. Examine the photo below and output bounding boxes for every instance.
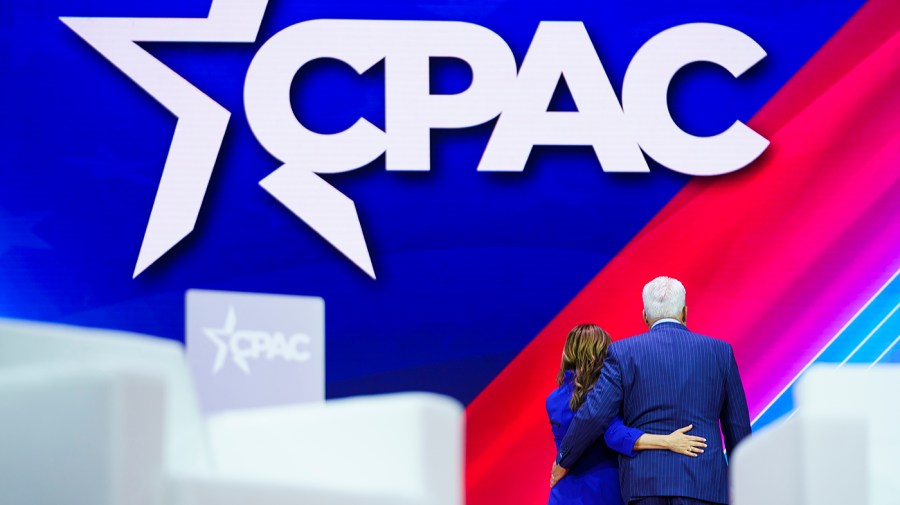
[682,306,688,324]
[643,309,650,328]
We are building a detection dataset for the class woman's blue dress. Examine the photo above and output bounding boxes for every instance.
[547,371,643,505]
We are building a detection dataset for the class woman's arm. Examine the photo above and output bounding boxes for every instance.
[603,416,644,457]
[634,424,707,457]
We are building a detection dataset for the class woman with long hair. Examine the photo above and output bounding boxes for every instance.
[547,324,705,505]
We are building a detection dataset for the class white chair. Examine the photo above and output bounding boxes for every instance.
[0,319,210,476]
[0,362,167,505]
[0,318,463,505]
[731,365,900,505]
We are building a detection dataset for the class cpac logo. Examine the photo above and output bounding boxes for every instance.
[204,306,312,375]
[61,0,768,279]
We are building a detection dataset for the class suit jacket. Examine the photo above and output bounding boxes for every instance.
[557,322,751,504]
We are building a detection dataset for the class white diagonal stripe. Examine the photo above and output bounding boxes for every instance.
[869,333,900,368]
[838,300,900,366]
[752,266,900,425]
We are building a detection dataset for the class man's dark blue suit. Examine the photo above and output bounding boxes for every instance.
[557,321,752,504]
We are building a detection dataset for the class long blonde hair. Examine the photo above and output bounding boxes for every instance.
[557,324,611,411]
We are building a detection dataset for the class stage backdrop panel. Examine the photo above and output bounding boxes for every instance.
[3,1,899,504]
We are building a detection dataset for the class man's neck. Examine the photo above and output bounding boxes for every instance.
[651,317,684,328]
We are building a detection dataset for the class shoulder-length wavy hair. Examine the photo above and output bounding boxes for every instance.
[557,324,612,412]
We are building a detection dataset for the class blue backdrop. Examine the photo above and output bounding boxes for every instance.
[0,0,864,403]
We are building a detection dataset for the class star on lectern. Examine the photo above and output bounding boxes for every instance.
[203,305,240,374]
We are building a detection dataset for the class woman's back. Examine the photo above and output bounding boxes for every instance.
[546,371,624,505]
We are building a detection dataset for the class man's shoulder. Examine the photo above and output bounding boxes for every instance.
[608,331,654,355]
[687,330,732,350]
[677,328,733,350]
[613,326,732,351]
[678,331,737,362]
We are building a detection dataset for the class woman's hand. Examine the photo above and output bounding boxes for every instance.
[550,462,569,488]
[633,424,707,456]
[663,424,707,457]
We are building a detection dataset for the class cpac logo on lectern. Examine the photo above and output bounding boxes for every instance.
[204,306,312,376]
[61,0,768,279]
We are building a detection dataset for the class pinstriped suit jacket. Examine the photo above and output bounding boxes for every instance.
[557,322,751,504]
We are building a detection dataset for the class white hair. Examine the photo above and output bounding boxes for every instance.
[642,276,686,321]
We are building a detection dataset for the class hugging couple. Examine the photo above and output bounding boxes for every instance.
[547,277,751,505]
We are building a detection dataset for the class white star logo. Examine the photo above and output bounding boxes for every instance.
[60,0,271,278]
[203,305,240,374]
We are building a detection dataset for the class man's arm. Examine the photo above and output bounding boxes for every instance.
[720,344,751,455]
[556,344,625,469]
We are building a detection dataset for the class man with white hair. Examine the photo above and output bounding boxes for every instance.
[551,276,751,505]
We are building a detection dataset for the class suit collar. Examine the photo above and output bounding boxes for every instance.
[650,320,686,331]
